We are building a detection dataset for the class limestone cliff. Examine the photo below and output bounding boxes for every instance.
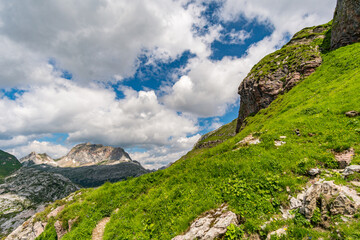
[331,0,360,49]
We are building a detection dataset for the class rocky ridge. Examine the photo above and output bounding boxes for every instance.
[235,23,331,133]
[19,152,58,167]
[56,143,132,167]
[0,168,79,238]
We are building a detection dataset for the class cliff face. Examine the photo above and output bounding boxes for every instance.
[331,0,360,49]
[0,168,79,238]
[56,143,132,167]
[236,23,331,133]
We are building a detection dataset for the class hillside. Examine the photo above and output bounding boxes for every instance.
[0,150,21,183]
[10,21,359,239]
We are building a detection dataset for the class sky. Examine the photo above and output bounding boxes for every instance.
[0,0,336,169]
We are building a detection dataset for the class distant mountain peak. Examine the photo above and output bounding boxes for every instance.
[19,152,58,167]
[56,143,132,167]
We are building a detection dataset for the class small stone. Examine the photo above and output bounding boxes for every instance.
[345,111,359,117]
[308,168,321,176]
[290,197,302,210]
[274,140,286,147]
[280,136,287,139]
[343,165,360,177]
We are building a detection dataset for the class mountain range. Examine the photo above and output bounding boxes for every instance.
[0,143,149,238]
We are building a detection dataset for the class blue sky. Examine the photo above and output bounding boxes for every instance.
[0,0,336,169]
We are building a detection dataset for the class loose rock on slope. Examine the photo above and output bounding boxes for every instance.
[172,204,238,240]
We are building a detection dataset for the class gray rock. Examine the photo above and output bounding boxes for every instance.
[0,168,78,238]
[5,215,47,240]
[331,0,360,50]
[308,168,321,176]
[345,111,360,117]
[343,165,360,177]
[172,204,238,240]
[290,197,302,210]
[299,180,360,219]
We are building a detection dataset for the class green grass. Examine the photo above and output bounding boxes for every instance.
[194,119,237,149]
[247,21,331,80]
[36,38,360,239]
[0,150,21,180]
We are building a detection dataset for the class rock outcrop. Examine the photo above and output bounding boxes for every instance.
[5,192,81,240]
[57,143,132,167]
[0,168,79,238]
[19,152,58,167]
[331,0,360,50]
[289,180,360,221]
[235,24,331,133]
[172,204,238,240]
[343,165,360,177]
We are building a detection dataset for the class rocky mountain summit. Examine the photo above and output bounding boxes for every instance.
[0,168,78,238]
[19,152,58,167]
[56,143,132,167]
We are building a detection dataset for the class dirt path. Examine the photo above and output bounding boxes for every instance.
[92,217,110,240]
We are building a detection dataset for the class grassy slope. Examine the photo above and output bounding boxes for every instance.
[36,42,360,239]
[0,150,21,183]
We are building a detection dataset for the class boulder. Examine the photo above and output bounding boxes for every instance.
[308,168,321,176]
[345,111,360,117]
[343,165,360,177]
[298,180,360,219]
[172,204,238,240]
